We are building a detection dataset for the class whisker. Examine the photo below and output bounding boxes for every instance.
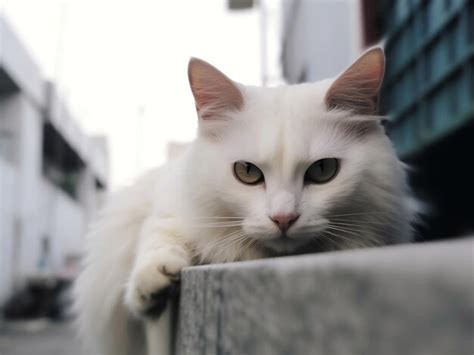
[327,212,381,217]
[329,220,384,234]
[195,230,248,255]
[329,218,388,226]
[319,230,355,247]
[328,223,382,245]
[188,216,244,220]
[208,232,253,259]
[323,228,361,243]
[328,222,387,240]
[323,229,374,249]
[298,224,327,230]
[326,224,366,239]
[228,233,252,250]
[327,212,398,222]
[328,221,388,234]
[190,223,244,228]
[244,239,259,254]
[191,231,240,253]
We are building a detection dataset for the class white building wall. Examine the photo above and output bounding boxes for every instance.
[282,0,363,83]
[0,15,109,303]
[39,179,85,272]
[14,94,45,279]
[1,93,94,294]
[7,94,91,279]
[0,93,104,296]
[0,157,18,304]
[0,17,44,106]
[0,93,22,164]
[0,87,89,286]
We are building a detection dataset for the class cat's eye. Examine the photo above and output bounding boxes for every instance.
[305,158,339,184]
[233,161,264,185]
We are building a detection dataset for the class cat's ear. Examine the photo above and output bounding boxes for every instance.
[188,58,243,122]
[325,47,385,115]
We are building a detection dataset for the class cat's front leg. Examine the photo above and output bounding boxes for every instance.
[124,217,191,318]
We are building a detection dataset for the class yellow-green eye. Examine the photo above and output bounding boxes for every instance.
[305,158,339,184]
[233,161,264,185]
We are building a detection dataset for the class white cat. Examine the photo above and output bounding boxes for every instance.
[74,48,415,355]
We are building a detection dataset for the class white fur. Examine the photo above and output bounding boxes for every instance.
[74,74,415,355]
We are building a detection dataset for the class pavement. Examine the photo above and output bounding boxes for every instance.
[0,319,84,355]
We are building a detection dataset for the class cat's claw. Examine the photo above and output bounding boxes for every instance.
[125,246,190,318]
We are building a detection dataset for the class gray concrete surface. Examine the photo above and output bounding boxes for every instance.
[176,238,474,355]
[0,320,84,355]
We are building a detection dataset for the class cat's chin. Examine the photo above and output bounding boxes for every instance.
[259,234,324,256]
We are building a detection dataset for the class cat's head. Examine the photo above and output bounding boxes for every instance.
[187,48,409,255]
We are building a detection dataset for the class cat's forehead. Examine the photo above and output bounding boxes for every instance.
[223,81,352,165]
[243,81,332,120]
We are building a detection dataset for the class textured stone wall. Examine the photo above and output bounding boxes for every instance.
[176,239,474,355]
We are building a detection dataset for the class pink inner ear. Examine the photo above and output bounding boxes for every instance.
[188,58,243,120]
[325,48,385,115]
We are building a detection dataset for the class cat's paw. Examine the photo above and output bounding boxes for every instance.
[125,246,190,318]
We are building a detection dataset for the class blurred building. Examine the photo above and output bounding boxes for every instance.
[281,0,365,83]
[0,17,108,304]
[376,0,474,239]
[280,0,474,240]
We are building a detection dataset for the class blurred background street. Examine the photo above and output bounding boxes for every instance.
[0,319,83,355]
[1,0,473,354]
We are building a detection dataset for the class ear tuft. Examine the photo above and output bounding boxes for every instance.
[325,47,385,115]
[188,58,243,120]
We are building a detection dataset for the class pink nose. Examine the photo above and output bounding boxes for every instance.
[270,214,300,233]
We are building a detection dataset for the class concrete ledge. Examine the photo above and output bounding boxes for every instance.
[176,239,474,355]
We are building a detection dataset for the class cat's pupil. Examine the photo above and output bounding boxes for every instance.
[246,164,251,175]
[318,160,324,172]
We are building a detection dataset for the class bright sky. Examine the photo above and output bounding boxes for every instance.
[3,0,272,188]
